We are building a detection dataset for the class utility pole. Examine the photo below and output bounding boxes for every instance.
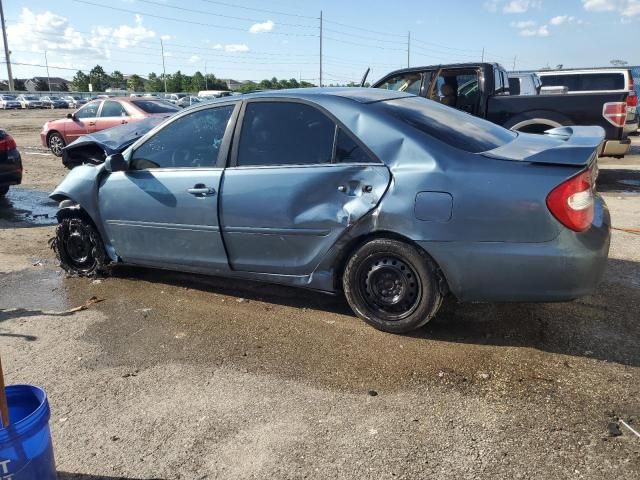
[0,0,14,91]
[512,56,517,71]
[204,60,208,89]
[481,47,484,62]
[319,10,323,87]
[407,31,410,68]
[160,38,167,93]
[44,51,51,91]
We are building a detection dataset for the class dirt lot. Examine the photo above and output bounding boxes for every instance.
[1,109,639,479]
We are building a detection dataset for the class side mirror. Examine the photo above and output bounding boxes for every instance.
[66,113,72,119]
[104,153,127,172]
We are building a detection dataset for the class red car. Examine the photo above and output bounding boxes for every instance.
[40,98,180,156]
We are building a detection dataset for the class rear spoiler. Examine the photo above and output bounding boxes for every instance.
[483,126,604,167]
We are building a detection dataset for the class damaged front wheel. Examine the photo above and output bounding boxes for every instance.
[51,216,107,276]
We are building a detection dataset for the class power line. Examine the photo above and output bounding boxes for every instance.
[71,0,318,37]
[323,18,405,38]
[323,36,406,52]
[135,0,314,29]
[198,0,317,20]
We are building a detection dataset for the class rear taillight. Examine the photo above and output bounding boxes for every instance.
[0,133,16,151]
[603,102,627,127]
[627,92,638,108]
[547,170,594,232]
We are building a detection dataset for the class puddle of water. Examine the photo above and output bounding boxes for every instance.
[0,187,57,225]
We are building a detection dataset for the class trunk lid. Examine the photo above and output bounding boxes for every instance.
[482,126,604,167]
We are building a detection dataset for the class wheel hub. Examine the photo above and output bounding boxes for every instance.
[367,265,407,305]
[66,229,90,264]
[361,256,420,320]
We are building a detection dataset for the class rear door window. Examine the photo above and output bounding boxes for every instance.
[378,96,515,153]
[100,101,128,117]
[237,102,335,167]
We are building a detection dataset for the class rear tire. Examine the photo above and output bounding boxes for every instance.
[51,215,107,276]
[0,185,9,197]
[48,132,65,157]
[343,239,443,333]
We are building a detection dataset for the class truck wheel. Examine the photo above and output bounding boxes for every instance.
[343,239,443,333]
[48,132,65,157]
[51,215,107,276]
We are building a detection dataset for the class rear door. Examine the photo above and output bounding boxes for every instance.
[219,99,390,275]
[95,100,130,133]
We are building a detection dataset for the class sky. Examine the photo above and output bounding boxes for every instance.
[1,0,640,85]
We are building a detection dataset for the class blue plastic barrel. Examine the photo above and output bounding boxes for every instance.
[0,385,56,479]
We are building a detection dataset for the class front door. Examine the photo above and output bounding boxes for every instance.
[220,100,390,275]
[98,104,238,269]
[66,101,101,143]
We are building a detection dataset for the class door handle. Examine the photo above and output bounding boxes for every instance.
[187,186,216,196]
[88,121,96,126]
[337,185,346,192]
[121,120,128,124]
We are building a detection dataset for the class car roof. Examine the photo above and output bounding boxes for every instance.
[235,87,414,104]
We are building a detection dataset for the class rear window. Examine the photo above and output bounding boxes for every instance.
[378,97,516,153]
[540,73,625,91]
[131,100,180,113]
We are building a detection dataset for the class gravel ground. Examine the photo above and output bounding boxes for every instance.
[1,109,639,479]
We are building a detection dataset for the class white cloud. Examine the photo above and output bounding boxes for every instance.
[484,0,500,12]
[6,8,112,61]
[582,0,640,16]
[520,24,550,36]
[582,0,617,11]
[249,20,274,33]
[549,15,582,24]
[189,55,200,63]
[503,0,539,13]
[112,14,155,48]
[224,44,249,53]
[511,20,537,28]
[160,34,173,41]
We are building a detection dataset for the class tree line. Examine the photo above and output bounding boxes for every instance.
[71,65,316,93]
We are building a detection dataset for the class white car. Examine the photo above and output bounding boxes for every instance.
[0,95,21,109]
[16,95,43,109]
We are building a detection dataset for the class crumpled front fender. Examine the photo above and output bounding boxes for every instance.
[50,164,118,261]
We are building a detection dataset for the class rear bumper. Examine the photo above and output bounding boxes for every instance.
[420,196,611,303]
[0,149,23,186]
[599,138,630,157]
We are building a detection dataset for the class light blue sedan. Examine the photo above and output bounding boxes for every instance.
[49,88,610,333]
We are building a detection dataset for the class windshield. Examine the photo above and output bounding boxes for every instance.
[378,96,516,153]
[132,100,181,113]
[25,96,39,100]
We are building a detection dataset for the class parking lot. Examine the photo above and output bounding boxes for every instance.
[1,109,639,478]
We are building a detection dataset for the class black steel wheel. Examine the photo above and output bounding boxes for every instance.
[51,215,107,276]
[48,132,65,157]
[343,239,443,333]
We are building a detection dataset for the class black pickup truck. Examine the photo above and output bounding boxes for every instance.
[372,62,634,157]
